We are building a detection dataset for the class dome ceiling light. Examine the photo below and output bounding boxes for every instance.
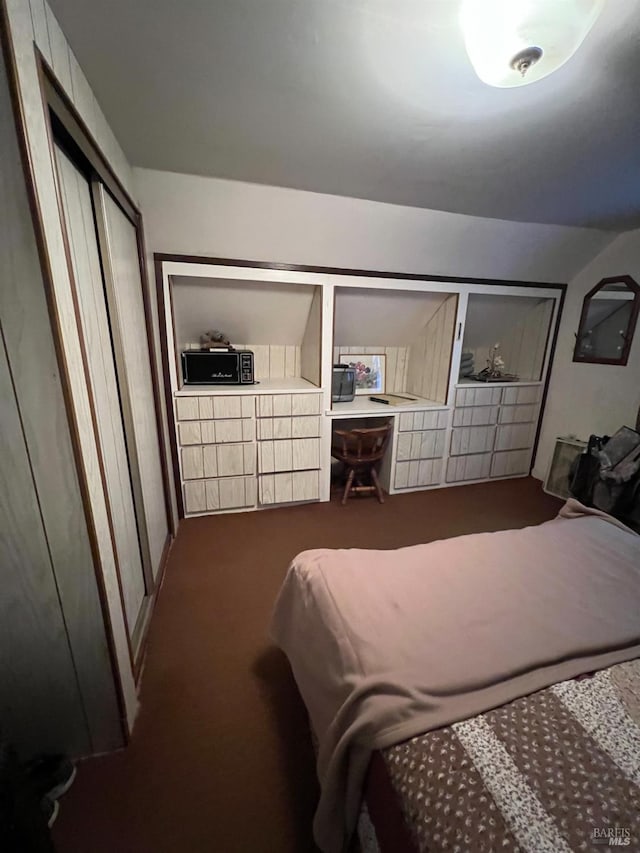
[459,0,606,87]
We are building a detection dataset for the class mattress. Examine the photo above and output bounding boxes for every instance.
[366,657,640,852]
[270,500,640,852]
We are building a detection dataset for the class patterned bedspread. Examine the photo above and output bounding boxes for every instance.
[380,659,640,852]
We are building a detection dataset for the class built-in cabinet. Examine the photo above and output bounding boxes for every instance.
[159,260,561,516]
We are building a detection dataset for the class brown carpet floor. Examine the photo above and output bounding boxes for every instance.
[52,477,562,853]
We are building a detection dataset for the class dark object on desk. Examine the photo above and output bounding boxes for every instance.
[332,364,356,402]
[369,393,418,406]
[181,349,254,385]
[331,423,392,505]
[199,329,231,349]
[469,371,519,383]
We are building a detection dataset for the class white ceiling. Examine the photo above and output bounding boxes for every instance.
[50,0,640,230]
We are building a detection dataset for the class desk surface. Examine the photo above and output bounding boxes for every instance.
[327,395,447,417]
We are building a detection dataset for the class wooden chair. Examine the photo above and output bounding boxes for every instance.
[331,423,392,505]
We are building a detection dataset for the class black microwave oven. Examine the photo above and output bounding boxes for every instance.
[181,350,255,385]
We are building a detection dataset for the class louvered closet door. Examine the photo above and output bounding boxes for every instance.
[55,146,147,644]
[93,186,168,575]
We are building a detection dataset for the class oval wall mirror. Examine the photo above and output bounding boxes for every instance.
[573,274,640,365]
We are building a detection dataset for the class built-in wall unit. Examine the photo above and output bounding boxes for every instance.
[157,257,564,517]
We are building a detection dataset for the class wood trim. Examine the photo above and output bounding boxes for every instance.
[132,531,174,681]
[572,274,640,367]
[136,221,178,536]
[37,51,138,223]
[530,286,566,473]
[0,7,129,744]
[40,70,137,675]
[154,252,568,291]
[155,257,185,518]
[36,49,176,543]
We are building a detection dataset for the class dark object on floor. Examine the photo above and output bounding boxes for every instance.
[570,427,640,527]
[0,737,56,853]
[27,755,76,803]
[331,423,392,504]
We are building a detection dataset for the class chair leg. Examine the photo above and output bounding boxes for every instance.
[342,468,355,505]
[371,467,384,504]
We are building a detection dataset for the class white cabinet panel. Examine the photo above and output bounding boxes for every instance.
[450,425,495,456]
[446,453,492,483]
[181,446,204,480]
[176,397,199,421]
[396,430,445,461]
[183,481,206,514]
[452,405,499,427]
[258,438,320,473]
[259,471,320,505]
[455,387,502,407]
[397,410,448,431]
[257,393,321,418]
[498,404,538,424]
[494,423,536,452]
[178,421,202,445]
[501,385,541,405]
[198,476,256,511]
[491,449,531,478]
[257,415,321,440]
[291,394,321,415]
[394,459,442,489]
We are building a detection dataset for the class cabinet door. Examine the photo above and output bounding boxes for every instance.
[455,387,502,407]
[491,450,531,478]
[396,430,445,461]
[184,481,207,513]
[450,425,495,456]
[501,385,541,405]
[452,405,499,427]
[494,423,536,452]
[446,453,492,483]
[398,410,448,431]
[498,404,538,424]
[259,471,319,505]
[181,446,204,480]
[175,397,199,420]
[394,459,441,489]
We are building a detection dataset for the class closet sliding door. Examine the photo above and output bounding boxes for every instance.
[55,145,147,650]
[93,185,168,575]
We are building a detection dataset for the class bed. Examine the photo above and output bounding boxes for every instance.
[270,500,640,853]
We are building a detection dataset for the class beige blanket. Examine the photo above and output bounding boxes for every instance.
[270,500,640,852]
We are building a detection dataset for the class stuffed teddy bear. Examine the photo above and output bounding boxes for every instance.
[199,330,232,350]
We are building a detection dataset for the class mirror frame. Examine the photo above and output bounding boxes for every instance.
[573,274,640,366]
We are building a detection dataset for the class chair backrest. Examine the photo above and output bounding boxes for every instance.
[332,423,392,463]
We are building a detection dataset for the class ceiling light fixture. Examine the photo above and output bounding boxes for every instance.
[459,0,606,88]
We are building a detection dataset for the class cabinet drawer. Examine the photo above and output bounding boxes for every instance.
[452,405,499,427]
[446,453,492,483]
[494,422,536,452]
[491,449,531,478]
[181,443,256,480]
[258,438,320,474]
[183,475,256,513]
[501,385,541,406]
[257,393,321,417]
[455,387,502,407]
[259,470,320,505]
[394,458,442,489]
[450,425,495,456]
[396,430,445,462]
[397,410,448,431]
[257,415,321,440]
[498,403,538,424]
[179,418,255,446]
[176,395,254,420]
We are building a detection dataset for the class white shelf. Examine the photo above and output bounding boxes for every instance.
[328,395,447,417]
[456,379,543,388]
[175,377,322,396]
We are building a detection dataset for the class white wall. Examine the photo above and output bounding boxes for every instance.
[134,168,615,283]
[533,229,640,480]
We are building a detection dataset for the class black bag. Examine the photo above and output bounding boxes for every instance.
[569,434,605,505]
